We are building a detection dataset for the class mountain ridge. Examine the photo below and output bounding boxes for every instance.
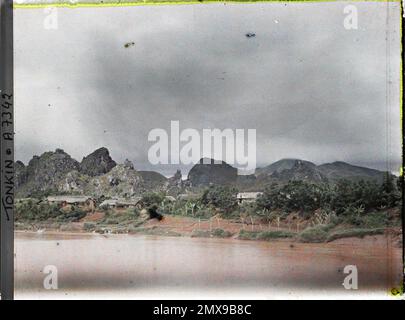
[15,149,393,198]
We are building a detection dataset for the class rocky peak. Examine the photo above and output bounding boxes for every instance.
[317,161,386,183]
[15,160,27,189]
[168,169,183,187]
[273,160,326,183]
[27,149,80,175]
[256,158,314,176]
[16,149,81,197]
[188,158,237,186]
[85,164,143,198]
[80,147,116,176]
[172,169,182,181]
[123,158,134,170]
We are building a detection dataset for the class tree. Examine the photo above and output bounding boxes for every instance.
[200,185,238,215]
[257,181,326,213]
[256,183,279,211]
[380,172,400,207]
[141,192,166,208]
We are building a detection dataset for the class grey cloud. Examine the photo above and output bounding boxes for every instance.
[14,2,401,175]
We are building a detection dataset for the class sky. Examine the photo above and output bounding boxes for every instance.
[14,2,402,176]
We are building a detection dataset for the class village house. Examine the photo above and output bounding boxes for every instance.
[99,199,118,209]
[46,195,96,212]
[99,197,143,209]
[16,198,39,204]
[236,192,263,204]
[177,193,199,201]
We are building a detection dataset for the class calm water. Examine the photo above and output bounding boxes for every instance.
[14,232,402,299]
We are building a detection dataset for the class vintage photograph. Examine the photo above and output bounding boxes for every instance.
[6,0,404,299]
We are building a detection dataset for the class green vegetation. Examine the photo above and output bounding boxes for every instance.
[200,186,239,216]
[256,230,296,240]
[257,181,323,213]
[57,206,87,222]
[253,177,401,242]
[15,174,401,242]
[239,229,295,241]
[121,177,401,230]
[341,210,393,228]
[256,176,400,215]
[191,228,233,238]
[83,222,96,231]
[298,224,334,243]
[95,207,143,232]
[128,226,181,237]
[146,186,240,218]
[326,228,385,242]
[190,230,211,238]
[211,228,233,238]
[168,200,210,218]
[15,200,86,222]
[141,192,166,207]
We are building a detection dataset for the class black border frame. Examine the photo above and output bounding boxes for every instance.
[0,0,14,301]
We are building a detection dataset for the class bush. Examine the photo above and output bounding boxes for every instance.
[15,200,89,223]
[126,208,140,218]
[326,228,384,242]
[360,212,390,228]
[343,214,363,227]
[83,222,96,231]
[57,206,87,222]
[341,210,391,229]
[141,192,166,208]
[238,230,258,240]
[190,230,211,238]
[238,229,295,241]
[298,224,334,243]
[15,200,62,221]
[191,228,233,238]
[105,218,119,225]
[211,228,233,238]
[101,208,140,225]
[256,230,295,240]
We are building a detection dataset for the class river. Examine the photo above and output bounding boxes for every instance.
[14,232,402,299]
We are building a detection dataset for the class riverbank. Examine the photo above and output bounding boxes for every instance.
[15,212,403,246]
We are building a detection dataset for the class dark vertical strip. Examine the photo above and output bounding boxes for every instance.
[401,0,405,296]
[0,0,14,300]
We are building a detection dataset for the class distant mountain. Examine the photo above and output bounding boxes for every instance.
[256,158,389,185]
[16,149,81,197]
[84,164,143,198]
[317,161,387,183]
[271,160,327,183]
[15,148,392,198]
[256,158,313,176]
[15,160,28,189]
[16,148,141,198]
[187,157,390,189]
[15,147,188,198]
[138,170,168,190]
[188,158,237,187]
[80,147,116,176]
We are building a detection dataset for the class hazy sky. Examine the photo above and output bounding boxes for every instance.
[15,2,402,176]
